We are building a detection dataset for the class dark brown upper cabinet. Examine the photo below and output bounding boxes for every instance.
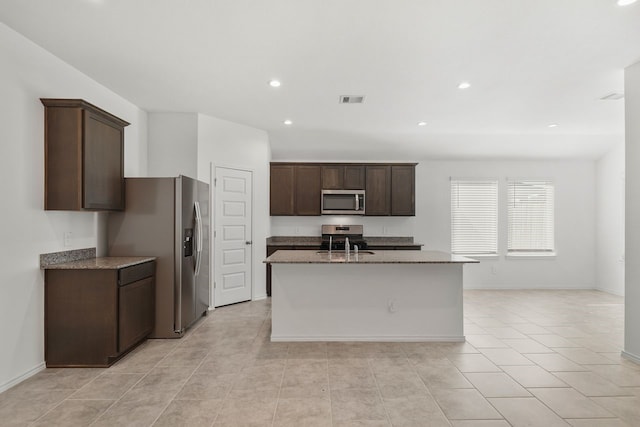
[270,164,321,215]
[42,99,129,211]
[365,165,392,216]
[391,165,416,216]
[321,165,343,189]
[294,165,321,215]
[344,165,366,189]
[270,164,295,215]
[270,162,416,216]
[322,165,365,190]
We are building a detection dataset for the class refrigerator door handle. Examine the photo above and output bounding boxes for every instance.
[194,201,203,277]
[174,178,183,334]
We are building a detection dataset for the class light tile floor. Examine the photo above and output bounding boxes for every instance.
[0,289,639,426]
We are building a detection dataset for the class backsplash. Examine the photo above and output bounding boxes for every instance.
[270,216,417,237]
[40,247,96,269]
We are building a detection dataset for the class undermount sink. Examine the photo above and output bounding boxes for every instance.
[316,250,376,255]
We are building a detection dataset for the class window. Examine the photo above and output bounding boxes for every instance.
[507,180,555,254]
[450,179,498,255]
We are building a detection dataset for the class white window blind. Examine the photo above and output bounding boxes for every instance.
[507,180,555,253]
[451,180,498,255]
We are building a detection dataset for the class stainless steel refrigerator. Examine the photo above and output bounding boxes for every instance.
[107,176,210,338]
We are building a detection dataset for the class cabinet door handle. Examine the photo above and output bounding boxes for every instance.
[246,241,253,245]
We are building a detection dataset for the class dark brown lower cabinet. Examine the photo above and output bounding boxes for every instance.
[119,276,154,352]
[45,261,155,367]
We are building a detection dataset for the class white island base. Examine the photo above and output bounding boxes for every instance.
[271,263,465,342]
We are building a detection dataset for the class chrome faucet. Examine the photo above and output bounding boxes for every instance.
[345,237,350,257]
[329,235,332,255]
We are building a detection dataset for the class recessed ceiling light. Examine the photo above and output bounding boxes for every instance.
[617,0,637,6]
[417,121,427,126]
[548,123,559,128]
[283,119,292,125]
[458,81,471,89]
[269,80,281,88]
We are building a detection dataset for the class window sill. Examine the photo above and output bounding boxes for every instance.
[506,252,556,260]
[456,254,499,260]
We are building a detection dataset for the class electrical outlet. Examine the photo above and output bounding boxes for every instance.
[295,227,300,235]
[490,265,497,275]
[63,231,72,247]
[382,226,388,235]
[388,298,398,313]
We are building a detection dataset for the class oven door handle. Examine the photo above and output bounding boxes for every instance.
[355,194,359,211]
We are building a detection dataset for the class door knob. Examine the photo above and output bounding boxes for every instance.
[245,241,253,245]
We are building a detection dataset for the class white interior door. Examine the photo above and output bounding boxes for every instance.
[214,167,253,307]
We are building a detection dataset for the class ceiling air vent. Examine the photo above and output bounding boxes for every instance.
[339,95,365,104]
[600,92,624,100]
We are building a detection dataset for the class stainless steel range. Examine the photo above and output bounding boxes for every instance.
[320,224,368,251]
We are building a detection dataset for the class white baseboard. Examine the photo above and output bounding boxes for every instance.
[595,286,625,297]
[622,350,640,365]
[270,335,465,342]
[0,362,46,394]
[252,294,268,301]
[463,285,595,290]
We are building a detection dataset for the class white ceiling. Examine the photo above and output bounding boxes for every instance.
[1,0,639,160]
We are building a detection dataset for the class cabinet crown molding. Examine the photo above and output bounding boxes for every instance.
[40,98,130,128]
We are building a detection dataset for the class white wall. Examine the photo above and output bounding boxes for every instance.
[0,23,148,392]
[272,160,596,290]
[625,61,640,362]
[197,114,271,300]
[596,143,625,296]
[148,113,198,178]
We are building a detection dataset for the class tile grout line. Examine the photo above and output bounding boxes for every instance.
[27,371,105,425]
[148,345,211,427]
[269,343,290,427]
[87,341,182,427]
[368,355,394,426]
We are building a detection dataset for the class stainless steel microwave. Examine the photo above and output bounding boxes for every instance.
[321,190,365,215]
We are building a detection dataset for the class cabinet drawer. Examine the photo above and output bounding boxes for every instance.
[119,276,154,352]
[119,261,155,286]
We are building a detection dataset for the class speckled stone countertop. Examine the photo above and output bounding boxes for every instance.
[43,257,156,270]
[266,236,423,247]
[265,250,477,264]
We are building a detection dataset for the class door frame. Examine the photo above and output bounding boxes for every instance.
[210,162,255,308]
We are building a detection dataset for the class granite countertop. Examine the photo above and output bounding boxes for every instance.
[265,250,477,264]
[43,256,156,270]
[266,236,423,247]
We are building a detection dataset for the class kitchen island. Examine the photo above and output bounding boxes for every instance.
[265,250,478,342]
